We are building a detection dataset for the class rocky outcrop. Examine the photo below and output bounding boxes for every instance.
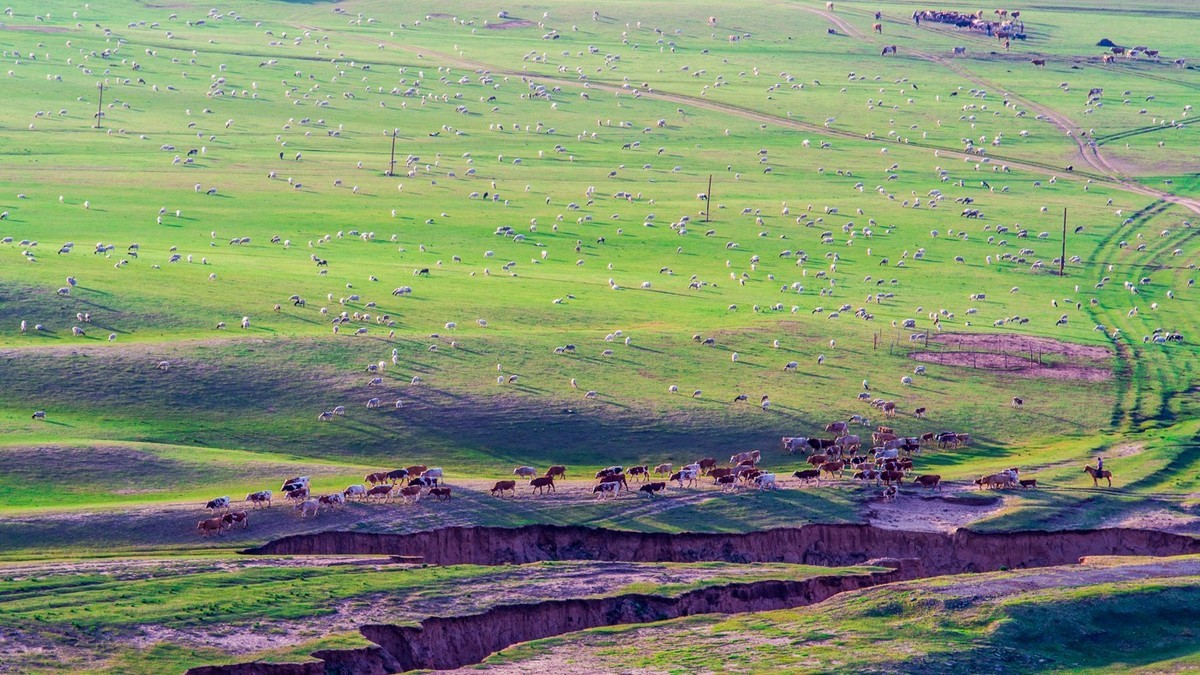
[243,524,1200,573]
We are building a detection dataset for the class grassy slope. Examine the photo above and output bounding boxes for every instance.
[0,0,1195,533]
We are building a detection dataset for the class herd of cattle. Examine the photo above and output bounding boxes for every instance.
[196,420,1041,536]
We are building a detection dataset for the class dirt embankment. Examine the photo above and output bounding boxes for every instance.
[243,523,1200,573]
[188,561,917,675]
[194,524,1200,674]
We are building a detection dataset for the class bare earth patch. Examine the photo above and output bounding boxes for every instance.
[486,20,537,30]
[0,25,69,33]
[909,332,1114,381]
[867,485,1006,532]
[1103,508,1200,535]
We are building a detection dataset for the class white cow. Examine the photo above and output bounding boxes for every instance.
[295,499,321,518]
[754,473,778,490]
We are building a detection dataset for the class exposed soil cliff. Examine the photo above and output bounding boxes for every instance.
[243,523,1200,573]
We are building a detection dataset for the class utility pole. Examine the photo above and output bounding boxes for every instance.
[1060,207,1067,276]
[94,82,104,129]
[705,174,712,223]
[386,128,398,176]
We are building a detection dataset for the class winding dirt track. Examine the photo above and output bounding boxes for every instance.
[804,7,1200,216]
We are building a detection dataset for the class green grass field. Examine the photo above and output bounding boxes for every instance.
[1,0,1200,670]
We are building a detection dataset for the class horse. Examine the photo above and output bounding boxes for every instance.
[1084,465,1112,487]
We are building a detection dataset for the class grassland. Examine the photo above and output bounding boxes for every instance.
[0,0,1197,530]
[1,0,1199,670]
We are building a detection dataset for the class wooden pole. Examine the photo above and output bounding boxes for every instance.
[705,174,712,223]
[387,128,398,176]
[94,82,103,129]
[1060,207,1067,276]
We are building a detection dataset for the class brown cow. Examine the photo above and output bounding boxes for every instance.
[709,467,734,481]
[732,464,758,476]
[716,474,739,491]
[1020,479,1038,489]
[792,468,821,484]
[881,470,904,486]
[365,472,389,486]
[545,465,567,479]
[820,461,845,478]
[628,465,649,482]
[366,484,393,503]
[981,473,1017,489]
[873,432,897,445]
[491,480,517,497]
[405,465,428,477]
[530,476,556,494]
[639,481,667,497]
[221,511,249,529]
[807,454,828,467]
[600,473,629,491]
[318,493,346,509]
[399,485,423,504]
[1030,58,1046,67]
[920,432,935,444]
[913,474,941,489]
[697,457,718,474]
[429,487,452,501]
[197,517,225,537]
[877,425,893,434]
[873,22,882,33]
